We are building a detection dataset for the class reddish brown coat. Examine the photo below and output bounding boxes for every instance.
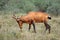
[13,11,51,33]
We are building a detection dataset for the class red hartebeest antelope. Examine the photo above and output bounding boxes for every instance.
[12,11,51,33]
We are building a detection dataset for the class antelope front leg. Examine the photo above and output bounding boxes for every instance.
[28,24,31,31]
[32,21,36,33]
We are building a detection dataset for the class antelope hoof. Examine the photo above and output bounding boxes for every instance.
[34,31,36,33]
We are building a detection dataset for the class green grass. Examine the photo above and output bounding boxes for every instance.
[0,14,60,40]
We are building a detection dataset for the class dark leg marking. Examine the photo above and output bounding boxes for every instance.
[44,22,51,33]
[28,24,31,31]
[32,21,36,33]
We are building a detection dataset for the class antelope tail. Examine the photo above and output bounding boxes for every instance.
[48,16,51,20]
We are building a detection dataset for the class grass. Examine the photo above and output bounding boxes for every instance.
[0,13,60,40]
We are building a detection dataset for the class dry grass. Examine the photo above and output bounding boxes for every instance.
[0,14,60,40]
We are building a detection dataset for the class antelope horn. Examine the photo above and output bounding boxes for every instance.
[12,14,17,20]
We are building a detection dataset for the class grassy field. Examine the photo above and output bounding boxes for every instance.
[0,14,60,40]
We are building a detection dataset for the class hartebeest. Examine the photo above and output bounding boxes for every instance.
[12,11,51,33]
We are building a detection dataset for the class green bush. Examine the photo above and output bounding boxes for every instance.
[0,0,60,16]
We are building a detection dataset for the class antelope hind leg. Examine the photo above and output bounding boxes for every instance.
[44,22,51,33]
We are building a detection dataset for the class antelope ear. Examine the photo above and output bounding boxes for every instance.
[17,18,20,21]
[20,15,23,17]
